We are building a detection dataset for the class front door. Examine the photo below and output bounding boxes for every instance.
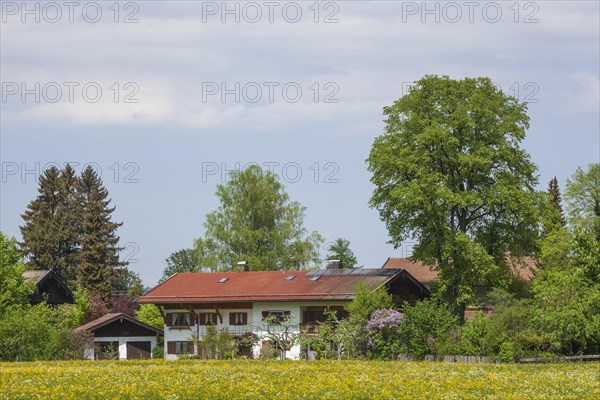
[126,341,152,359]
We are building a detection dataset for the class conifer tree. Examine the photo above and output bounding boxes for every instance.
[76,166,127,298]
[548,177,566,228]
[19,166,79,281]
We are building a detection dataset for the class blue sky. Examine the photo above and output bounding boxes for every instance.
[1,1,599,286]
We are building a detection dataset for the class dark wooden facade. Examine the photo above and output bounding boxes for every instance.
[22,270,74,305]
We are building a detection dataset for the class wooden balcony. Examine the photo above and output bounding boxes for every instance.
[196,324,254,336]
[299,323,321,335]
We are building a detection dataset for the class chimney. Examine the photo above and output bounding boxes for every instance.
[237,261,249,272]
[327,259,342,270]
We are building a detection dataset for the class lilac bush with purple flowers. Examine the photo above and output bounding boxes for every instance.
[365,308,404,359]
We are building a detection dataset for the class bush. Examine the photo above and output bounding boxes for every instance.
[0,304,89,361]
[152,344,164,359]
[366,308,403,359]
[399,299,459,360]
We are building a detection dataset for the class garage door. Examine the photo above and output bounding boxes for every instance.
[126,341,152,359]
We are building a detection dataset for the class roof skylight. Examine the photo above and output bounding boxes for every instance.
[217,277,229,283]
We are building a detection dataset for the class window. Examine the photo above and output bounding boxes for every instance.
[229,312,248,326]
[262,310,291,323]
[199,312,218,325]
[167,341,194,355]
[167,312,193,327]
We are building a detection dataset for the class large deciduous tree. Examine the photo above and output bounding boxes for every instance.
[367,75,540,317]
[159,248,201,283]
[565,163,600,237]
[193,165,323,271]
[0,232,34,315]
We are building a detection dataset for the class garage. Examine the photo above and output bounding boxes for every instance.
[126,341,152,359]
[76,313,163,360]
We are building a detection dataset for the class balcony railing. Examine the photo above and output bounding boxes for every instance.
[299,324,321,335]
[195,324,254,336]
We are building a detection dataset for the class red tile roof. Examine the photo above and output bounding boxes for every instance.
[76,312,163,335]
[137,269,403,305]
[383,256,538,284]
[382,258,439,285]
[506,256,538,281]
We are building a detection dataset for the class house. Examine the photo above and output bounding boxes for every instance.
[382,256,539,318]
[76,313,163,360]
[136,262,430,360]
[381,258,439,289]
[381,256,538,288]
[22,270,74,305]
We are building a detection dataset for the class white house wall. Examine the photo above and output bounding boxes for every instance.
[163,301,347,360]
[85,336,158,360]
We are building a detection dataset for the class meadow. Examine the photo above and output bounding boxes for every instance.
[0,360,598,399]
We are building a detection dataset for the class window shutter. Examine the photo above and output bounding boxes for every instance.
[188,341,195,354]
[190,312,196,325]
[242,312,248,325]
[229,313,235,325]
[167,341,175,354]
[166,313,172,326]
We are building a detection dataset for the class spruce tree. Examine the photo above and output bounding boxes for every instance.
[76,166,127,298]
[19,166,79,281]
[548,177,566,227]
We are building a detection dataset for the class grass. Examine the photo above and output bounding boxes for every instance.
[1,359,599,399]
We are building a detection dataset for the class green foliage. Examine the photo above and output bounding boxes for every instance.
[196,325,237,359]
[19,166,80,281]
[0,304,89,361]
[160,248,201,283]
[543,177,566,232]
[365,308,404,359]
[192,165,324,271]
[459,311,494,356]
[475,289,542,359]
[112,269,145,297]
[367,75,540,315]
[260,314,300,360]
[565,163,600,233]
[532,252,600,355]
[399,299,459,359]
[301,309,361,360]
[136,304,164,329]
[0,232,34,315]
[344,282,394,323]
[77,166,126,298]
[152,344,164,359]
[19,165,127,296]
[326,238,359,268]
[62,287,92,327]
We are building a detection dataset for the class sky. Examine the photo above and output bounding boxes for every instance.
[1,0,599,287]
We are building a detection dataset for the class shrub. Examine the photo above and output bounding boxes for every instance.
[399,299,459,360]
[366,308,403,359]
